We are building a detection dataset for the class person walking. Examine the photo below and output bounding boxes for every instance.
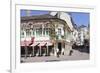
[56,48,60,58]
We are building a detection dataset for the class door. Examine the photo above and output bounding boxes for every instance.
[58,42,62,53]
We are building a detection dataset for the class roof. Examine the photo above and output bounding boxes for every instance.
[21,14,72,32]
[79,25,87,28]
[70,16,78,30]
[21,14,57,21]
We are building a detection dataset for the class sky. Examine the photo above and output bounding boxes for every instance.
[21,10,90,27]
[68,12,89,27]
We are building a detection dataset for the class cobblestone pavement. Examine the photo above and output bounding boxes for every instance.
[21,49,89,63]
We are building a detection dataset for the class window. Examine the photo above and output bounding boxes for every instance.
[33,30,35,36]
[43,28,45,35]
[26,29,31,37]
[66,31,70,39]
[36,28,42,36]
[45,28,49,36]
[21,31,24,38]
[32,26,35,36]
[43,28,50,36]
[58,28,61,35]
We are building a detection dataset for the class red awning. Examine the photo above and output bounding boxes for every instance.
[21,40,53,46]
[38,43,45,46]
[21,41,31,46]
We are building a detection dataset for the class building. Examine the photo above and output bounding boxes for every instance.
[21,12,74,57]
[77,25,89,46]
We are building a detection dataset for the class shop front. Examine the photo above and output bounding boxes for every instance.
[21,40,54,57]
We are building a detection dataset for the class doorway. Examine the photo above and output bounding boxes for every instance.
[58,42,62,53]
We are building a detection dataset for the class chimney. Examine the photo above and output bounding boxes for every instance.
[26,10,31,16]
[57,11,60,18]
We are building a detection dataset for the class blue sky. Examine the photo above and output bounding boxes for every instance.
[68,12,89,27]
[21,10,90,27]
[21,10,49,16]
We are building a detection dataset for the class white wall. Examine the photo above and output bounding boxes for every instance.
[59,12,74,31]
[50,12,74,31]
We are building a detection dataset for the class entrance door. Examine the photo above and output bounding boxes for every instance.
[58,42,62,53]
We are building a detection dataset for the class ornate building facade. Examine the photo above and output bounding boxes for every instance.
[21,12,74,57]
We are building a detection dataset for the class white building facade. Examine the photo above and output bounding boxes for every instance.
[77,25,89,46]
[21,12,74,57]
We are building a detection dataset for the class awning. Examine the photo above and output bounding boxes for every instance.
[47,42,52,46]
[39,43,46,46]
[21,40,53,46]
[39,42,52,46]
[32,43,40,46]
[21,41,31,46]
